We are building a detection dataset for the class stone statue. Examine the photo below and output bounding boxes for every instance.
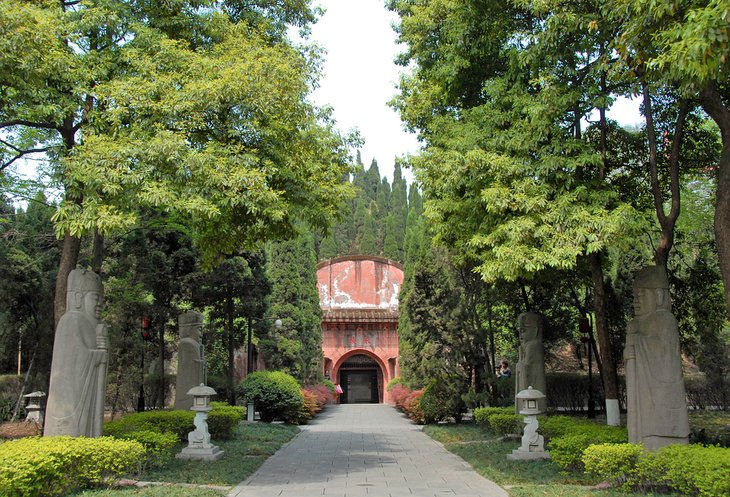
[624,266,689,451]
[175,311,205,410]
[45,268,108,437]
[514,311,547,413]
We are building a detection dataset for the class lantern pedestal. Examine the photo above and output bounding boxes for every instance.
[177,384,224,461]
[507,386,550,461]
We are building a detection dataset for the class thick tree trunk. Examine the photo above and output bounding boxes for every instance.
[226,295,236,406]
[589,252,620,425]
[700,82,730,321]
[53,233,82,327]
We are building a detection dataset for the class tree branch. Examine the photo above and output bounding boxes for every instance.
[0,120,58,131]
[1,145,53,171]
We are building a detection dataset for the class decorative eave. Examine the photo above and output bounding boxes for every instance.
[321,308,399,323]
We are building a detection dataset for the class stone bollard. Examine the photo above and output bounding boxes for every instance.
[507,386,550,461]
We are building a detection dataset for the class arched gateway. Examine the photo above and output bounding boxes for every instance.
[317,256,402,404]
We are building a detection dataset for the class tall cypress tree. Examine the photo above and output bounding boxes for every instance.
[263,232,323,382]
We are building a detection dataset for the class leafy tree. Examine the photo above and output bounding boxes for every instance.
[0,0,353,327]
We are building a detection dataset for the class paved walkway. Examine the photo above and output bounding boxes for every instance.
[228,404,508,497]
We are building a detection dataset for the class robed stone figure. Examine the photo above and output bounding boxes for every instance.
[175,311,205,410]
[45,268,108,437]
[514,311,547,413]
[624,266,689,451]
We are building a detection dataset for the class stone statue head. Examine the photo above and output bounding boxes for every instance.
[518,311,542,341]
[179,311,203,341]
[633,266,671,316]
[66,268,103,319]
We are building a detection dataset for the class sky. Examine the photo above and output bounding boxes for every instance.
[306,0,642,184]
[307,0,420,183]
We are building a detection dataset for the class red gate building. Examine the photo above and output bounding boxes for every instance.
[317,256,402,404]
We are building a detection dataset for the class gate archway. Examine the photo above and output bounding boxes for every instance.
[336,352,383,404]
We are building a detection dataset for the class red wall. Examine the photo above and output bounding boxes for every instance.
[317,257,403,403]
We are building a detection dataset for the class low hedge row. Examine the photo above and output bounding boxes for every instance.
[473,407,522,436]
[541,415,628,471]
[104,403,244,442]
[583,443,730,497]
[0,436,144,497]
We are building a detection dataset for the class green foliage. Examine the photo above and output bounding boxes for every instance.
[237,371,304,423]
[111,430,179,469]
[584,442,730,497]
[104,404,242,442]
[487,413,523,437]
[582,443,645,487]
[689,410,730,447]
[419,377,468,424]
[263,233,322,383]
[0,436,144,497]
[473,406,514,426]
[543,417,628,472]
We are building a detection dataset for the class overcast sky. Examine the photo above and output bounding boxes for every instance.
[308,0,419,183]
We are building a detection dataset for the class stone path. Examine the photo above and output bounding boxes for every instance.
[228,404,508,497]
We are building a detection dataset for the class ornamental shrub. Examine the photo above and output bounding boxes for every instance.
[112,430,178,469]
[635,444,730,497]
[390,384,411,411]
[237,371,304,423]
[419,377,467,424]
[473,407,514,427]
[545,418,627,472]
[487,413,523,436]
[582,443,643,486]
[0,436,144,497]
[403,389,424,424]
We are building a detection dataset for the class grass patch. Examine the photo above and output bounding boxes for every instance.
[72,487,224,497]
[424,424,678,497]
[140,422,299,486]
[67,422,299,496]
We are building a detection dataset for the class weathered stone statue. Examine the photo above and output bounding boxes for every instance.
[45,268,108,437]
[175,311,205,410]
[514,311,547,413]
[624,266,689,451]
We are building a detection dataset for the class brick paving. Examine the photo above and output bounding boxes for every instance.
[228,404,508,497]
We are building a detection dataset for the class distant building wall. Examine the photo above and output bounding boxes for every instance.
[317,256,403,403]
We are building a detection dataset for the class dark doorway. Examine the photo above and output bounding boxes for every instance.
[339,354,380,404]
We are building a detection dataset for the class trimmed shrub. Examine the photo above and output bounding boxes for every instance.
[113,430,178,468]
[0,436,144,497]
[487,413,523,436]
[237,371,304,423]
[542,416,627,472]
[321,379,336,394]
[473,406,514,427]
[688,411,730,447]
[584,442,730,497]
[104,403,243,442]
[387,377,404,391]
[419,377,467,424]
[104,410,192,441]
[582,443,643,485]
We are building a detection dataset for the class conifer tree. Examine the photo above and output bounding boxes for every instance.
[263,233,323,382]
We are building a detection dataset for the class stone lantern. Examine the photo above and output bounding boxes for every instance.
[507,386,550,461]
[177,384,224,461]
[23,391,46,425]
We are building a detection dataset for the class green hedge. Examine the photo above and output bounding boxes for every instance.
[237,371,304,423]
[104,404,243,442]
[0,436,144,497]
[583,443,730,497]
[111,430,178,468]
[473,406,514,426]
[488,413,523,436]
[540,415,627,471]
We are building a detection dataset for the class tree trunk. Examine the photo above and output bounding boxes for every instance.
[226,294,236,405]
[700,82,730,321]
[589,251,620,425]
[53,233,82,327]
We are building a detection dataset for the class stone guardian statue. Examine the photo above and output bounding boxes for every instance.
[624,266,689,451]
[175,311,205,410]
[45,268,108,437]
[514,311,547,413]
